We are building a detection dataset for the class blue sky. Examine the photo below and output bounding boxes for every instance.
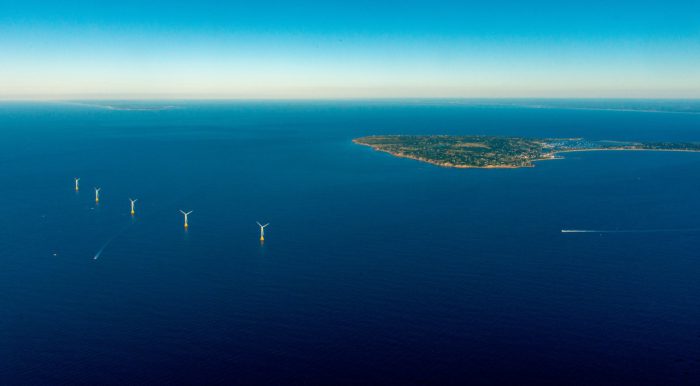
[1,0,699,99]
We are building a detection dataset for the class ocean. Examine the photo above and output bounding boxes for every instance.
[1,100,699,384]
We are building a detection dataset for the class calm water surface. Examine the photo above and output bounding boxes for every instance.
[1,101,699,384]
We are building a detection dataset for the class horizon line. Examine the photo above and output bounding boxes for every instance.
[2,96,700,102]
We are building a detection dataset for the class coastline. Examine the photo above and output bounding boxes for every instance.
[354,138,700,170]
[353,139,526,169]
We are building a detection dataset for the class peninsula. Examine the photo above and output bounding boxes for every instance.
[354,135,700,169]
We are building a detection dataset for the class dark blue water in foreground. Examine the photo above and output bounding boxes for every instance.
[2,101,700,385]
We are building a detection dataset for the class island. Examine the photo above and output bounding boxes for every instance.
[353,135,700,169]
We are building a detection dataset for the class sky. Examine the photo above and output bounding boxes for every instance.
[1,0,699,99]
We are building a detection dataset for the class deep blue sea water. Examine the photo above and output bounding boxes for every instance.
[1,100,700,385]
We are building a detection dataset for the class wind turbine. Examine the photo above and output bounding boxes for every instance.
[180,210,192,228]
[94,187,101,203]
[129,198,138,215]
[257,221,269,242]
[74,177,80,191]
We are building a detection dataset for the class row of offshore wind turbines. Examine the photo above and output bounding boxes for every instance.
[74,177,270,242]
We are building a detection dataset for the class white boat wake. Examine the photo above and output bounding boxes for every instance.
[562,228,700,234]
[94,233,120,260]
[93,223,134,260]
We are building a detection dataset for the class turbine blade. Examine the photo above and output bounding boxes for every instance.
[256,221,262,227]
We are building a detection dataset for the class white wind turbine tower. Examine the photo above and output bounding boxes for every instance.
[257,222,269,242]
[94,187,101,203]
[180,210,193,228]
[74,177,80,191]
[129,198,138,215]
